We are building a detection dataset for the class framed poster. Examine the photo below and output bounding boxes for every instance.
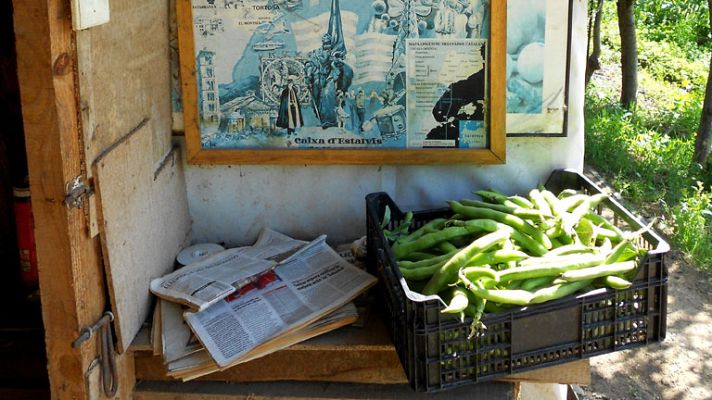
[504,0,571,136]
[177,0,506,164]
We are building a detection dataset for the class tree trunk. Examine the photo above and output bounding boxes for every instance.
[693,0,712,166]
[585,0,604,86]
[617,0,638,108]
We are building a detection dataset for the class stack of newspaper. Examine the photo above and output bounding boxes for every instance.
[149,228,377,381]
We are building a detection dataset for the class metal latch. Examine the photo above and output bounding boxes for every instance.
[64,175,93,209]
[73,312,118,397]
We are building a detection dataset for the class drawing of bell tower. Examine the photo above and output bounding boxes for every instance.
[197,49,221,125]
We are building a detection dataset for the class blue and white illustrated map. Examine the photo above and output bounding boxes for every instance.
[505,0,545,115]
[190,0,495,149]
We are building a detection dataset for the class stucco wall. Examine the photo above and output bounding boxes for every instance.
[184,0,588,246]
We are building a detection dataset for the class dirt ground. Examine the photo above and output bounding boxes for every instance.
[577,250,712,400]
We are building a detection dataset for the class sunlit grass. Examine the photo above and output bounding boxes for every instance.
[584,12,712,271]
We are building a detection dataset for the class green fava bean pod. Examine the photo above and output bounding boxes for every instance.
[399,251,440,262]
[422,229,511,295]
[398,218,447,243]
[449,218,502,233]
[399,259,446,280]
[461,266,499,282]
[498,253,607,281]
[397,250,459,269]
[438,241,458,253]
[558,194,588,212]
[601,275,632,289]
[461,199,546,220]
[467,249,529,267]
[466,292,487,335]
[519,252,606,268]
[540,190,565,216]
[459,269,534,305]
[604,239,637,264]
[392,225,481,259]
[497,224,548,256]
[529,189,553,217]
[468,290,485,319]
[544,244,594,257]
[530,280,592,304]
[584,212,625,240]
[461,199,513,213]
[560,260,637,282]
[473,190,510,204]
[508,195,535,209]
[449,201,553,250]
[441,287,470,314]
[519,276,556,292]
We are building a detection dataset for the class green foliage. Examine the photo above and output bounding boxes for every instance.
[635,0,711,54]
[585,47,711,271]
[671,182,712,271]
[585,92,699,206]
[586,0,712,272]
[638,40,709,90]
[638,72,706,140]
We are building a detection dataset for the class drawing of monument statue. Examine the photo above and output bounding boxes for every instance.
[303,0,353,129]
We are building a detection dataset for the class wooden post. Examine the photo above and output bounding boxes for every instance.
[12,0,134,398]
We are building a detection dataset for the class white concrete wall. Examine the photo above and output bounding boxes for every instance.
[184,1,588,246]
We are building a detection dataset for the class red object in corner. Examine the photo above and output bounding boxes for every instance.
[13,187,38,288]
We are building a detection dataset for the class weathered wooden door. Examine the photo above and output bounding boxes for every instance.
[13,0,191,398]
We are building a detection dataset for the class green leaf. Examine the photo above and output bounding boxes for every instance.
[575,218,596,247]
[380,206,392,229]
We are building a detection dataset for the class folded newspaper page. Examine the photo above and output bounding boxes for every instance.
[150,228,307,311]
[161,299,203,364]
[165,303,359,381]
[184,237,377,368]
[239,227,308,262]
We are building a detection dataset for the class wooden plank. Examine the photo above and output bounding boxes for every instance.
[489,0,507,162]
[499,361,590,386]
[94,139,191,353]
[135,346,405,384]
[76,0,173,170]
[12,0,135,398]
[152,298,163,355]
[134,316,589,385]
[187,148,506,166]
[135,316,404,384]
[129,322,154,353]
[135,349,588,386]
[134,380,515,400]
[78,0,172,238]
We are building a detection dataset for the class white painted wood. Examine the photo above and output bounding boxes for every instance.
[71,0,110,31]
[94,135,191,353]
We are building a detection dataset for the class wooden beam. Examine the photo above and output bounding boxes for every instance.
[134,316,589,386]
[134,380,515,400]
[134,347,406,384]
[12,0,134,398]
[135,350,589,386]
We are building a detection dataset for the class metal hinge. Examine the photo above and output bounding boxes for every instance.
[64,175,93,209]
[73,312,118,397]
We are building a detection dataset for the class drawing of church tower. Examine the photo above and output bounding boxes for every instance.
[197,49,220,125]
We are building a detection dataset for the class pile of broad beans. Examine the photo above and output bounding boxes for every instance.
[387,188,646,330]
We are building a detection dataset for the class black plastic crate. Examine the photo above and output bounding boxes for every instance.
[365,169,669,392]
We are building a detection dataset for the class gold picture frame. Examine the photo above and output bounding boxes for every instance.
[178,0,507,165]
